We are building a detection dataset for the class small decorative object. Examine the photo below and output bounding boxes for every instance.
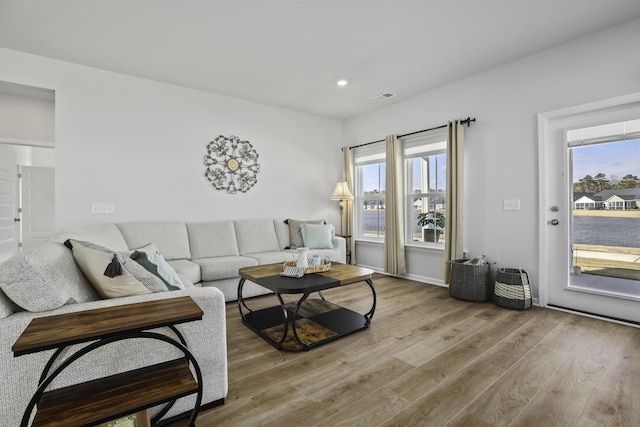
[283,257,331,275]
[417,211,445,242]
[494,268,533,310]
[99,410,150,427]
[204,135,260,194]
[296,247,309,269]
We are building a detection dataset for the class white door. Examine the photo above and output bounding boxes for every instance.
[539,93,640,324]
[19,166,55,250]
[0,147,18,263]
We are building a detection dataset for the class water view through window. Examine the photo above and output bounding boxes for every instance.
[570,137,640,288]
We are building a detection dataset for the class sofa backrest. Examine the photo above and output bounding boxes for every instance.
[116,222,192,260]
[233,219,280,255]
[187,221,240,259]
[54,223,130,252]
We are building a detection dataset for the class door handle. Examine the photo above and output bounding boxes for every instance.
[14,218,20,222]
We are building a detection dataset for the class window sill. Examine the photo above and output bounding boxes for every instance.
[405,242,445,252]
[355,239,445,252]
[355,238,384,245]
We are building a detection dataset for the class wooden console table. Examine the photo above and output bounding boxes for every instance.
[12,296,204,427]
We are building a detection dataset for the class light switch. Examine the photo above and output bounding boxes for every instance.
[503,199,520,211]
[91,203,115,214]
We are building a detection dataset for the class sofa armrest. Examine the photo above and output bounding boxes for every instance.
[334,235,346,264]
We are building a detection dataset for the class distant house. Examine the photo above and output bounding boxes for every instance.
[594,189,639,210]
[573,189,640,210]
[573,192,601,210]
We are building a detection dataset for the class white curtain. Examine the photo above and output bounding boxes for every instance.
[444,121,465,283]
[384,135,407,275]
[342,147,356,264]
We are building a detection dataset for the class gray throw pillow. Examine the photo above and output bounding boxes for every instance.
[0,288,20,317]
[286,219,325,249]
[0,254,73,312]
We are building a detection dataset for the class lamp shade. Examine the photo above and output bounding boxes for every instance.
[330,181,354,201]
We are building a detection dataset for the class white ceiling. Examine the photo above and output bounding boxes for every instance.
[1,0,640,119]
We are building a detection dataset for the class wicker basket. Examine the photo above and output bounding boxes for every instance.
[283,259,331,274]
[449,259,492,302]
[494,268,532,310]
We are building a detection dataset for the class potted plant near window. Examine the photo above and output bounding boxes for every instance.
[417,211,445,242]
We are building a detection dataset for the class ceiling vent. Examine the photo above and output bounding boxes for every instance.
[374,92,395,100]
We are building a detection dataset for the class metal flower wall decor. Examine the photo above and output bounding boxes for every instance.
[204,135,260,194]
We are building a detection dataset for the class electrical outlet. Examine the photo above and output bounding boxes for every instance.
[503,199,520,211]
[91,203,115,214]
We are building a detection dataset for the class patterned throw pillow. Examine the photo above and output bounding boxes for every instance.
[66,239,169,299]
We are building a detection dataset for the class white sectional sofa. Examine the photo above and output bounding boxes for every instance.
[0,218,344,426]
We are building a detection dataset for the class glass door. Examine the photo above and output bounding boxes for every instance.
[539,95,640,324]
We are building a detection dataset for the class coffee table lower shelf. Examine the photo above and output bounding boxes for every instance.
[242,299,369,351]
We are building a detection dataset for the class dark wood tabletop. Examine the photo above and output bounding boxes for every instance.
[13,296,203,357]
[239,262,374,294]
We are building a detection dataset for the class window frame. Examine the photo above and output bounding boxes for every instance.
[402,129,447,249]
[353,142,386,242]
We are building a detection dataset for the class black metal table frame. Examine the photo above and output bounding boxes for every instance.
[237,275,376,351]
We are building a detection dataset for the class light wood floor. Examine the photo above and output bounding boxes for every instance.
[193,274,640,426]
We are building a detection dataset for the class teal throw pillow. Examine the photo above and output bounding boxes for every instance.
[300,223,335,249]
[130,250,185,291]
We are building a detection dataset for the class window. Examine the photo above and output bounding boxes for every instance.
[403,129,447,246]
[353,143,386,240]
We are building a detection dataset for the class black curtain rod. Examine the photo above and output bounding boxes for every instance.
[347,116,476,150]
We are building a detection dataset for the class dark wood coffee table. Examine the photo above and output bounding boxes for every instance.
[237,263,376,351]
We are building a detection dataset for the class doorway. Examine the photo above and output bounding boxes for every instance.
[538,93,640,324]
[0,80,55,261]
[0,145,55,262]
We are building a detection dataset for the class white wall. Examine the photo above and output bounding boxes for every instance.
[0,48,344,230]
[0,90,54,143]
[342,18,640,292]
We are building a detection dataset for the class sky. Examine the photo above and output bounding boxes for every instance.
[572,138,640,183]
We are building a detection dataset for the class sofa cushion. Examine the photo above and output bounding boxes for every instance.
[187,221,239,259]
[245,251,292,265]
[273,220,290,250]
[301,223,336,249]
[285,219,325,249]
[193,256,258,281]
[233,219,280,255]
[117,222,191,261]
[67,240,168,299]
[168,259,202,285]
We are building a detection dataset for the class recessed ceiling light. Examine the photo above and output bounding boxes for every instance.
[336,80,348,87]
